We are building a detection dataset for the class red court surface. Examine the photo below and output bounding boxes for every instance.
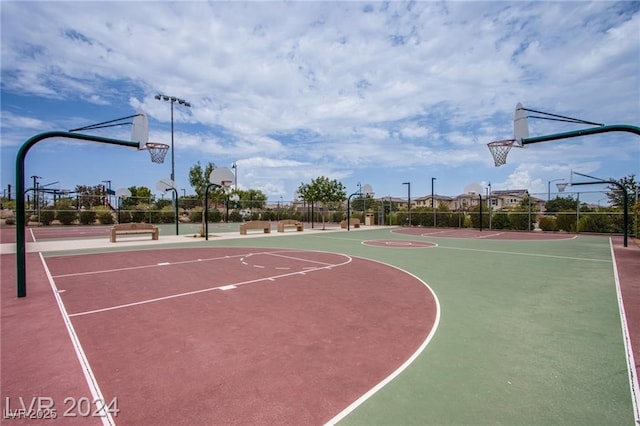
[1,247,438,425]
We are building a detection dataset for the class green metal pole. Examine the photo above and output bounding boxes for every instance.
[15,131,138,298]
[522,124,640,145]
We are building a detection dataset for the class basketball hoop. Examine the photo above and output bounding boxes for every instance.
[487,139,515,167]
[145,142,169,164]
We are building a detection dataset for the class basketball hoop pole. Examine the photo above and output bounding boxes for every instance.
[15,131,139,298]
[204,182,222,240]
[520,124,640,146]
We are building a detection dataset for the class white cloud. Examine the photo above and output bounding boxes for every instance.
[1,1,637,199]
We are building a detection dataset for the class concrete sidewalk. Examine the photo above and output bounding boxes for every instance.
[0,224,363,254]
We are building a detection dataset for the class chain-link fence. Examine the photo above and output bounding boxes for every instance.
[2,189,638,237]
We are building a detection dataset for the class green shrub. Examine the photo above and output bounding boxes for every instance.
[538,215,558,231]
[39,208,55,225]
[228,211,243,222]
[556,211,576,232]
[57,209,77,225]
[159,206,175,224]
[491,213,510,229]
[117,210,132,223]
[189,207,203,223]
[79,210,97,225]
[97,210,114,225]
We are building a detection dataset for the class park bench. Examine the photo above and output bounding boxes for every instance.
[340,218,360,229]
[239,220,271,235]
[277,219,303,232]
[110,223,159,242]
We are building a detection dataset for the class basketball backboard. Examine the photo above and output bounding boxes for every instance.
[156,179,175,192]
[115,188,132,198]
[464,183,483,195]
[362,184,374,197]
[209,167,235,189]
[513,102,529,146]
[131,108,149,150]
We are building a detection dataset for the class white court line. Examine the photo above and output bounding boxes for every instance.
[610,239,640,424]
[39,253,114,426]
[476,232,504,239]
[68,253,353,317]
[324,258,440,426]
[440,245,611,263]
[219,285,236,291]
[263,250,344,267]
[53,252,255,278]
[30,228,36,242]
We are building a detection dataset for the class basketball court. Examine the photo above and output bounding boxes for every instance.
[3,103,638,424]
[1,225,638,425]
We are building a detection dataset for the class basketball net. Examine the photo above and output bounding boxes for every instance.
[487,139,515,167]
[146,142,169,164]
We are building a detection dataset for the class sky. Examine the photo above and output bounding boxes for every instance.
[1,1,639,205]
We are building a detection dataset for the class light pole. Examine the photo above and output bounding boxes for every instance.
[403,182,411,226]
[548,178,565,201]
[431,177,436,228]
[30,176,41,211]
[232,162,238,190]
[155,94,191,205]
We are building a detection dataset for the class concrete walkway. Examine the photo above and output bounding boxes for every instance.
[0,225,366,254]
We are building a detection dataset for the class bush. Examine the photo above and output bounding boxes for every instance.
[39,208,55,225]
[97,210,115,225]
[189,207,203,223]
[79,210,97,225]
[228,211,243,222]
[556,211,576,232]
[538,215,558,231]
[117,210,132,223]
[57,209,77,225]
[159,206,175,224]
[491,213,510,229]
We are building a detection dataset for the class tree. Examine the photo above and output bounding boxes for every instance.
[606,175,637,209]
[236,189,267,210]
[121,186,152,209]
[189,161,216,201]
[297,176,346,230]
[545,196,578,213]
[75,184,106,209]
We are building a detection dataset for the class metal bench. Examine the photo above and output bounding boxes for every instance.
[239,220,271,235]
[277,219,303,232]
[110,223,159,242]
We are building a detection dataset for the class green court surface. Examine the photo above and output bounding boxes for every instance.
[199,228,632,425]
[34,226,634,424]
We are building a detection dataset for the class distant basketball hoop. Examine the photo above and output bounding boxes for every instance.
[146,142,170,164]
[487,139,515,167]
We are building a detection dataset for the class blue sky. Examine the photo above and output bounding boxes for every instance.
[1,1,638,205]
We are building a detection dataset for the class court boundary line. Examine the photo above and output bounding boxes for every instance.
[39,253,114,426]
[439,245,611,263]
[610,239,640,423]
[67,251,353,317]
[324,257,440,425]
